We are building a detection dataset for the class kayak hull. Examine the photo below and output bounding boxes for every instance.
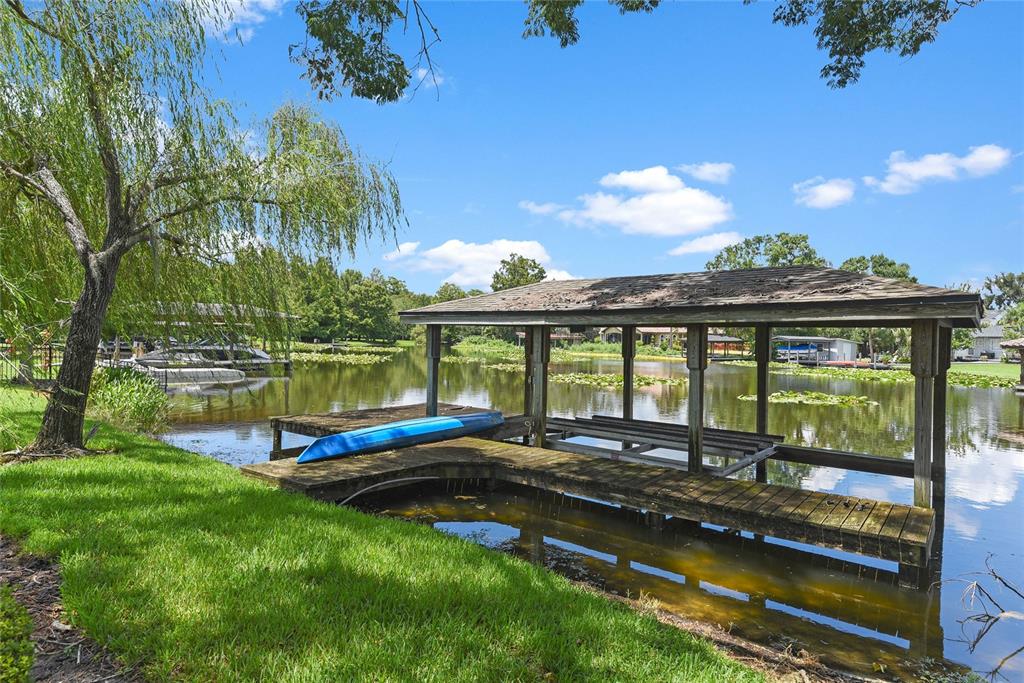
[296,411,504,464]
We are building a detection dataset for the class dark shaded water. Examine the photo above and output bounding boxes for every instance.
[162,349,1024,680]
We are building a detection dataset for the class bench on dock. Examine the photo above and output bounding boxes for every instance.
[545,415,781,475]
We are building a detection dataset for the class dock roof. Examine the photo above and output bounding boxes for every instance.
[399,266,982,328]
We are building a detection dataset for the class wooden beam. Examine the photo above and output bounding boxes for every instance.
[425,324,442,417]
[686,324,708,473]
[933,325,951,499]
[621,325,636,422]
[911,320,939,508]
[528,325,550,448]
[399,300,981,328]
[774,444,914,478]
[552,416,775,454]
[720,445,777,477]
[545,438,701,473]
[588,415,784,443]
[754,323,771,483]
[546,417,750,457]
[269,444,305,461]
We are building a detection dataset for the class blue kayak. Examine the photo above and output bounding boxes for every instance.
[296,411,504,464]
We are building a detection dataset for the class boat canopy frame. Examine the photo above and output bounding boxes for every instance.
[398,266,984,510]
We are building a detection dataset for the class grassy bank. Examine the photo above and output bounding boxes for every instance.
[0,387,759,682]
[950,361,1021,381]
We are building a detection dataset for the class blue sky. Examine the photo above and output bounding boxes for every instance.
[212,1,1023,293]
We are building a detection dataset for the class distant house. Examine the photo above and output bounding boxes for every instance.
[599,326,684,346]
[513,329,584,347]
[773,335,859,363]
[967,323,1005,360]
[597,327,745,355]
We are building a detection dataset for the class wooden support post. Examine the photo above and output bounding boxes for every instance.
[272,428,282,453]
[911,320,938,508]
[425,324,442,417]
[644,511,665,530]
[528,326,550,448]
[523,328,534,445]
[621,325,636,422]
[933,325,951,500]
[754,323,770,483]
[686,324,708,473]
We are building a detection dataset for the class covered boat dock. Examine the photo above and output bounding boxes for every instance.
[245,266,982,587]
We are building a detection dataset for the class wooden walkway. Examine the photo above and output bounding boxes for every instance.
[245,410,935,571]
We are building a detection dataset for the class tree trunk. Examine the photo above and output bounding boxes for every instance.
[31,257,120,451]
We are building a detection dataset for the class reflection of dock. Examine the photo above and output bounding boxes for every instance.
[409,484,946,673]
[243,404,934,578]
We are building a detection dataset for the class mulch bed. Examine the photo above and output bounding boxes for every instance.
[0,536,139,683]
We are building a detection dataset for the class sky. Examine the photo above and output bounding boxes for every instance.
[208,1,1023,293]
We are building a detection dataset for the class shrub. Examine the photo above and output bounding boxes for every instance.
[0,586,33,683]
[88,367,169,433]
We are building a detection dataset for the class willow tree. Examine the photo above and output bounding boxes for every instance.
[0,1,402,452]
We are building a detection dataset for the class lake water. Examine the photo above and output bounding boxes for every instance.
[162,349,1024,680]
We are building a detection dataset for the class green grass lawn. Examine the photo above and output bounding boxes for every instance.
[950,361,1021,381]
[0,387,760,682]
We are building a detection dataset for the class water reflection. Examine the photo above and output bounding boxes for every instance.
[364,482,946,679]
[161,350,1024,678]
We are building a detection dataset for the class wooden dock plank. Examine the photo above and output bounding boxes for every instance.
[859,502,893,538]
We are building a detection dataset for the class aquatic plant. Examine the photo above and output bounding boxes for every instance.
[88,367,169,433]
[440,355,484,364]
[946,370,1018,389]
[290,352,391,365]
[738,390,879,407]
[550,372,686,389]
[721,361,1018,389]
[485,362,526,373]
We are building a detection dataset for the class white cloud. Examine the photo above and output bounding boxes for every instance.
[560,189,733,236]
[676,162,735,184]
[599,166,683,193]
[668,231,742,256]
[792,177,856,209]
[415,68,445,86]
[864,144,1012,195]
[549,166,732,237]
[383,241,420,261]
[518,200,563,216]
[544,269,576,281]
[959,144,1013,176]
[405,239,569,288]
[206,0,285,43]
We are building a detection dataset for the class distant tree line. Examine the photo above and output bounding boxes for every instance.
[247,236,1024,355]
[289,253,548,343]
[705,232,1021,361]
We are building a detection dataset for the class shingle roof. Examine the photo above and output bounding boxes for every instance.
[400,266,982,327]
